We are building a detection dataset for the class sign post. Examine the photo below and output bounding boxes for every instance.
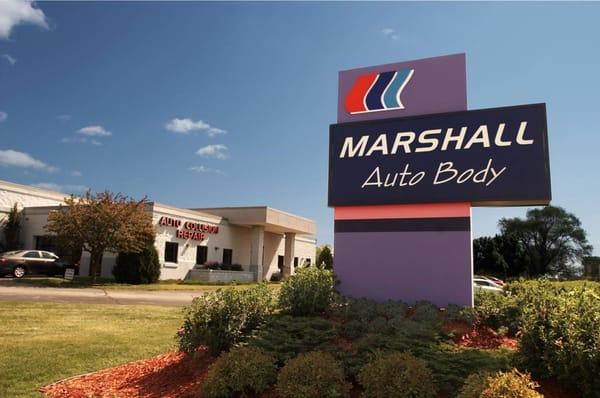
[329,54,550,306]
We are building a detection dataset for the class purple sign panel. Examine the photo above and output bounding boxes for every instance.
[338,53,467,123]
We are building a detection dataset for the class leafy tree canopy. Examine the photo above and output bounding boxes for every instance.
[498,206,592,276]
[46,191,154,282]
[316,244,333,270]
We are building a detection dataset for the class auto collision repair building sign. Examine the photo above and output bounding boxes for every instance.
[328,103,551,207]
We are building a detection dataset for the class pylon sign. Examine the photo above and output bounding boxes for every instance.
[329,54,551,306]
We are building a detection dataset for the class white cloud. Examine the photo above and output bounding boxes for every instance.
[1,53,16,65]
[0,111,6,122]
[165,118,227,137]
[0,149,57,172]
[382,27,399,41]
[196,144,228,159]
[63,125,111,145]
[32,182,88,193]
[71,170,82,177]
[56,114,71,121]
[189,165,226,175]
[0,0,49,40]
[77,125,111,137]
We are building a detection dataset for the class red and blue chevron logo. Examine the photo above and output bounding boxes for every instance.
[344,69,414,114]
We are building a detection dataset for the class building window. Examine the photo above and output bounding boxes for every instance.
[294,257,298,267]
[305,258,311,266]
[222,249,233,265]
[196,245,208,265]
[164,242,178,263]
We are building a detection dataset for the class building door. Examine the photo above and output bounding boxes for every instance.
[222,249,233,265]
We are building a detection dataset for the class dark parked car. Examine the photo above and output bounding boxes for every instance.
[0,250,73,278]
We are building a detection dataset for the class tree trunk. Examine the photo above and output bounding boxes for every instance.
[88,251,103,284]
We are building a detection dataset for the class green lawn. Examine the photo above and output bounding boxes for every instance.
[4,276,280,292]
[0,301,182,398]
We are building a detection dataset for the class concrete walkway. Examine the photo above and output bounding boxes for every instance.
[0,283,203,306]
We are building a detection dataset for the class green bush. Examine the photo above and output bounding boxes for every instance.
[412,301,442,327]
[367,316,392,334]
[456,372,493,398]
[113,239,161,284]
[278,267,335,316]
[517,280,600,397]
[177,283,273,355]
[358,352,437,398]
[277,351,350,398]
[462,369,541,398]
[200,346,277,398]
[445,304,475,326]
[474,290,520,334]
[341,319,366,340]
[376,299,408,319]
[246,315,337,364]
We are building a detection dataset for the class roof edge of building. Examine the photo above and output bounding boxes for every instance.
[194,206,315,224]
[0,179,69,203]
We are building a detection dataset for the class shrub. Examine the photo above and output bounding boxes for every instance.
[246,315,337,364]
[517,280,600,397]
[376,299,408,319]
[412,300,442,327]
[461,369,541,398]
[348,297,378,322]
[358,352,437,398]
[341,319,366,340]
[473,290,520,334]
[113,239,160,284]
[177,283,273,355]
[277,351,350,398]
[368,316,392,334]
[278,267,335,316]
[456,372,493,398]
[270,271,282,282]
[220,263,243,271]
[200,346,277,398]
[445,304,475,326]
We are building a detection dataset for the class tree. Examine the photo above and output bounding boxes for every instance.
[46,191,154,283]
[316,244,333,270]
[473,234,528,277]
[113,235,160,284]
[3,203,21,251]
[499,206,592,276]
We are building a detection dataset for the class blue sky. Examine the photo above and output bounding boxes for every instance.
[0,1,599,252]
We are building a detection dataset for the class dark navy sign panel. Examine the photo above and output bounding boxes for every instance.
[328,103,551,207]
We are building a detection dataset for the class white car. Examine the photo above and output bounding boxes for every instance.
[473,277,504,294]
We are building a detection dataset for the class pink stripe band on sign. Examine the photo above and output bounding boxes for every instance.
[334,203,471,220]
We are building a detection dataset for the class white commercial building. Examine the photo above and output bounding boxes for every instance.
[0,180,316,281]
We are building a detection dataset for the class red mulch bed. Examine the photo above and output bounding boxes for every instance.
[40,349,214,398]
[446,322,518,350]
[39,324,576,398]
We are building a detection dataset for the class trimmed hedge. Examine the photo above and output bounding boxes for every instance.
[457,369,541,398]
[358,352,437,398]
[201,346,277,398]
[277,351,350,398]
